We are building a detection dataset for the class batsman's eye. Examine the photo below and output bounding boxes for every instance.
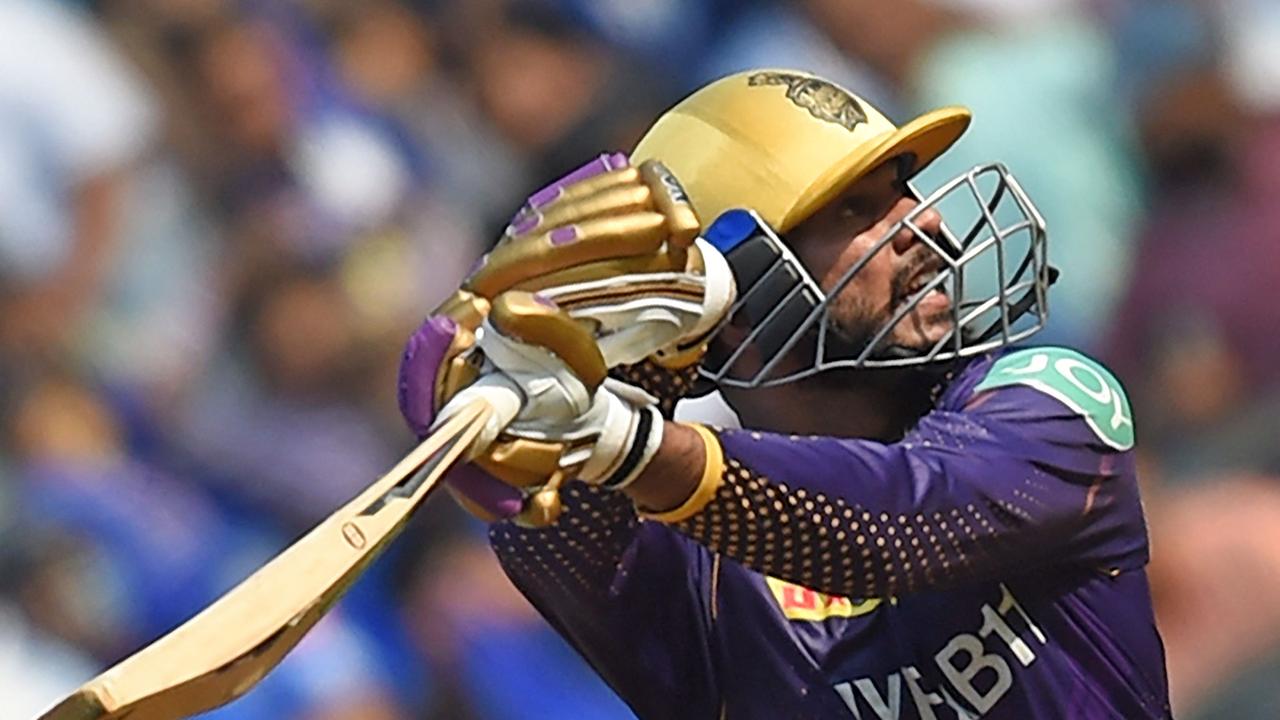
[842,190,901,224]
[838,197,875,221]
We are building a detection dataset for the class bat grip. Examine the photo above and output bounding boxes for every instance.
[431,373,524,458]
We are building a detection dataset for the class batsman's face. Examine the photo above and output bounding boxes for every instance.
[791,161,952,352]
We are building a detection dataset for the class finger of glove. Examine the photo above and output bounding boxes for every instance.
[531,152,629,206]
[457,454,565,528]
[475,445,560,489]
[466,212,668,298]
[433,290,489,332]
[398,315,461,437]
[507,154,631,236]
[509,151,628,216]
[638,160,700,250]
[489,291,607,394]
[445,462,525,521]
[513,181,654,241]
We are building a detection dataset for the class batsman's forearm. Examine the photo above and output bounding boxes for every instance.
[635,424,1114,600]
[622,421,705,513]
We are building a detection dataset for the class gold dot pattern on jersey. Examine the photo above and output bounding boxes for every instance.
[668,454,1019,600]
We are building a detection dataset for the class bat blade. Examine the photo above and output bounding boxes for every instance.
[37,400,493,720]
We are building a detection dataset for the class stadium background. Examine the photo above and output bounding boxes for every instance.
[1,0,1278,717]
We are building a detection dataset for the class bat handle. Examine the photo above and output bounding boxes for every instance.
[431,373,524,458]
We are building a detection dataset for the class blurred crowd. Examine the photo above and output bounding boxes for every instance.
[1,0,1278,717]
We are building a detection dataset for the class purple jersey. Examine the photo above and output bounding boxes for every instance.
[489,347,1170,719]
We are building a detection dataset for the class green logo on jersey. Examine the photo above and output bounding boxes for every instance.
[975,347,1134,450]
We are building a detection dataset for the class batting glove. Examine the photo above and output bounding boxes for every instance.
[399,153,733,526]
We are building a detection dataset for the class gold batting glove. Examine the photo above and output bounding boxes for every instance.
[403,154,732,525]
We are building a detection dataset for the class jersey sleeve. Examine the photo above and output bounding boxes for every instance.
[487,360,719,718]
[649,357,1150,601]
[611,358,703,418]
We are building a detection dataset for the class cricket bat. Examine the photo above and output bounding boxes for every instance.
[36,398,497,720]
[33,238,715,719]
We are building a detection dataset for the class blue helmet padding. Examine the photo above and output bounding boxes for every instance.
[703,209,761,253]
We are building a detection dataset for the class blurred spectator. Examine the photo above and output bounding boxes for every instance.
[83,158,224,406]
[176,262,403,528]
[331,1,527,230]
[1097,9,1280,716]
[547,0,720,72]
[692,1,889,110]
[0,0,157,361]
[458,2,672,224]
[1,370,412,719]
[1146,475,1280,717]
[1105,58,1280,481]
[185,10,417,258]
[0,0,221,407]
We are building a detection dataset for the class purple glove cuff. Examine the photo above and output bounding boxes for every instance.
[397,314,459,438]
[449,463,526,518]
[398,314,525,520]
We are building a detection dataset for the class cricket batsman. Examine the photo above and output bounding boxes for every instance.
[398,69,1171,718]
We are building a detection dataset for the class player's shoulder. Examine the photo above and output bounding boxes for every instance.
[946,346,1135,452]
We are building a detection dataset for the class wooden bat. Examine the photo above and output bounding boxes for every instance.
[37,399,496,720]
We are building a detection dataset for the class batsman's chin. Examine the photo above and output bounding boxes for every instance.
[914,286,952,317]
[891,312,955,353]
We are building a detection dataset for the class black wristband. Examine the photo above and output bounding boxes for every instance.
[601,406,657,490]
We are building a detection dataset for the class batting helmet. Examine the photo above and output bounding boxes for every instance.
[632,69,1054,387]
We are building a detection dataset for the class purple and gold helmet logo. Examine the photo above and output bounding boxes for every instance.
[747,71,868,131]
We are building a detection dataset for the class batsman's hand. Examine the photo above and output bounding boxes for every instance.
[399,153,733,526]
[463,292,665,485]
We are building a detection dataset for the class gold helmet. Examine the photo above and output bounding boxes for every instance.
[632,69,971,233]
[632,69,1053,387]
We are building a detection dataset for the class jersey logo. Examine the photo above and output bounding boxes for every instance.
[765,576,882,621]
[974,347,1134,451]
